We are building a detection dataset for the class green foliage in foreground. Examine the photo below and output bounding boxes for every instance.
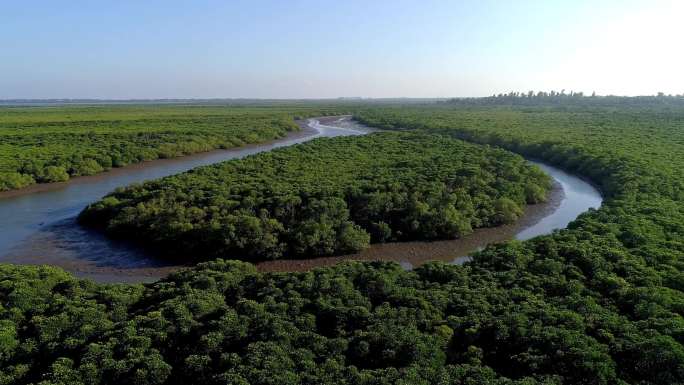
[2,258,681,385]
[80,132,550,261]
[352,104,684,383]
[0,105,325,191]
[4,102,684,384]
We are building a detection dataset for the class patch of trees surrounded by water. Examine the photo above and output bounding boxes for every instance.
[79,132,550,262]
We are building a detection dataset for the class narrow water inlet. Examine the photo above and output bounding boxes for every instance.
[447,161,602,267]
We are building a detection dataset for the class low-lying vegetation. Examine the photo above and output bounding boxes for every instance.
[0,105,336,191]
[2,100,684,384]
[79,132,551,261]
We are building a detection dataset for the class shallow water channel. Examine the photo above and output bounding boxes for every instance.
[0,117,602,282]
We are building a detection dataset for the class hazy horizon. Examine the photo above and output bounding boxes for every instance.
[3,0,683,99]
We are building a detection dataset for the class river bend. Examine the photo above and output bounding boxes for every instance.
[0,117,602,282]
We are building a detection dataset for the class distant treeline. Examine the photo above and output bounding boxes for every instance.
[445,91,684,107]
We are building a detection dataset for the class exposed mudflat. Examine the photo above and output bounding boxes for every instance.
[256,181,564,272]
[0,116,602,282]
[0,116,370,283]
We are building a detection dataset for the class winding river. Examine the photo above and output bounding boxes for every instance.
[0,117,602,282]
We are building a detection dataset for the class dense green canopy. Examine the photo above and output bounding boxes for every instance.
[2,100,684,384]
[80,132,550,261]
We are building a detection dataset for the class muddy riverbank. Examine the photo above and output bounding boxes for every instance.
[0,122,318,200]
[256,181,564,272]
[0,116,602,282]
[0,116,369,283]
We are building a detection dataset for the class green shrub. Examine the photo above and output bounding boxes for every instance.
[80,132,550,261]
[40,166,69,183]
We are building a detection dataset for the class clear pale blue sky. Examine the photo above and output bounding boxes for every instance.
[2,0,682,99]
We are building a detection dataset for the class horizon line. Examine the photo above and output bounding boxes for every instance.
[2,93,684,104]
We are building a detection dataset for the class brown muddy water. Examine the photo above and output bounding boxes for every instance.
[0,117,602,282]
